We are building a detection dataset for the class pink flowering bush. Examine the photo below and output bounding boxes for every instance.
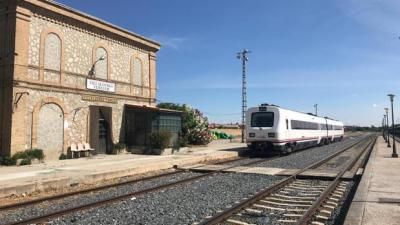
[158,103,213,146]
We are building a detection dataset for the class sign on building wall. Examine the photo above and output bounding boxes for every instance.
[82,95,118,104]
[86,79,115,92]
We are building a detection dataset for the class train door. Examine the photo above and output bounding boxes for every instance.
[285,118,290,140]
[325,119,329,144]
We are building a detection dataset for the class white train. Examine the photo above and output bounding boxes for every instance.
[246,104,344,154]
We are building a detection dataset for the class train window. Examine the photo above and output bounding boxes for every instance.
[333,125,343,130]
[291,120,319,130]
[286,119,289,129]
[251,112,274,127]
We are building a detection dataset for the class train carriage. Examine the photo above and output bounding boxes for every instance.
[246,104,344,154]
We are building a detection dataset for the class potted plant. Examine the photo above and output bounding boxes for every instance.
[149,131,172,155]
[113,142,126,154]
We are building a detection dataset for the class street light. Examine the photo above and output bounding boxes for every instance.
[385,107,390,147]
[314,104,318,116]
[88,55,106,77]
[383,114,387,142]
[388,94,398,157]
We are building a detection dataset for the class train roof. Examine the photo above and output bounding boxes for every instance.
[254,103,342,123]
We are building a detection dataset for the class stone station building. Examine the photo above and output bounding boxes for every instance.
[0,0,181,160]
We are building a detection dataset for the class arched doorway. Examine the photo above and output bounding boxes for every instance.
[37,103,64,160]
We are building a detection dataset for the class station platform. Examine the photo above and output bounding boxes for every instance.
[344,136,400,225]
[0,140,245,199]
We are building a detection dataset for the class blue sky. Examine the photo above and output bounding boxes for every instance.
[57,0,400,126]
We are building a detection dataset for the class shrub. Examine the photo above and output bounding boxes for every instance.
[59,153,67,160]
[29,149,45,161]
[0,156,16,166]
[157,103,213,146]
[149,131,172,150]
[11,149,45,165]
[19,158,31,165]
[113,142,126,154]
[12,151,29,161]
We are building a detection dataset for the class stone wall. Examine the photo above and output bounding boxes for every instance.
[12,85,151,157]
[27,14,151,97]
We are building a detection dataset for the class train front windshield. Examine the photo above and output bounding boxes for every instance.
[251,112,274,127]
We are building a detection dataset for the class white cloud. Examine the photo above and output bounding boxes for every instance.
[150,34,187,50]
[372,103,378,108]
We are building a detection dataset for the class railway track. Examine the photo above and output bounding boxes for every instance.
[1,135,369,225]
[1,156,279,225]
[197,135,376,225]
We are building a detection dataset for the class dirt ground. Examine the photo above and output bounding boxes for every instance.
[211,128,242,137]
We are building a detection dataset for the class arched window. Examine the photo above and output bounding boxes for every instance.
[44,33,61,72]
[95,47,108,79]
[132,58,142,86]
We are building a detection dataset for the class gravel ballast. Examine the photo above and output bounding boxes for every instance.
[252,135,366,169]
[0,172,200,225]
[51,173,282,225]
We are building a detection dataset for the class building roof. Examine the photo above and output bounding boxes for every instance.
[125,104,183,114]
[27,0,161,51]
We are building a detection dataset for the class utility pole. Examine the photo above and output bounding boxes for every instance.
[237,49,251,143]
[314,104,318,116]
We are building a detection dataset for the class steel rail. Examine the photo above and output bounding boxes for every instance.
[198,134,373,225]
[296,135,376,225]
[3,156,276,225]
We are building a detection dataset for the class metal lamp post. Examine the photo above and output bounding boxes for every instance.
[388,94,398,158]
[383,114,387,142]
[385,107,391,147]
[314,104,318,116]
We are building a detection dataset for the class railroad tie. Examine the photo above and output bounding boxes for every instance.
[318,209,332,217]
[244,208,263,215]
[277,219,298,223]
[260,200,311,207]
[336,187,346,192]
[273,193,316,200]
[331,193,342,198]
[264,197,313,204]
[321,205,335,211]
[253,203,285,211]
[287,186,325,191]
[287,208,307,213]
[289,183,328,188]
[283,213,303,217]
[311,221,325,225]
[298,192,321,197]
[316,215,329,222]
[284,188,322,193]
[226,219,255,225]
[325,201,338,207]
[328,197,340,203]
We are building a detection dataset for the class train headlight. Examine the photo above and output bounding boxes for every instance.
[268,132,276,138]
[249,133,255,137]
